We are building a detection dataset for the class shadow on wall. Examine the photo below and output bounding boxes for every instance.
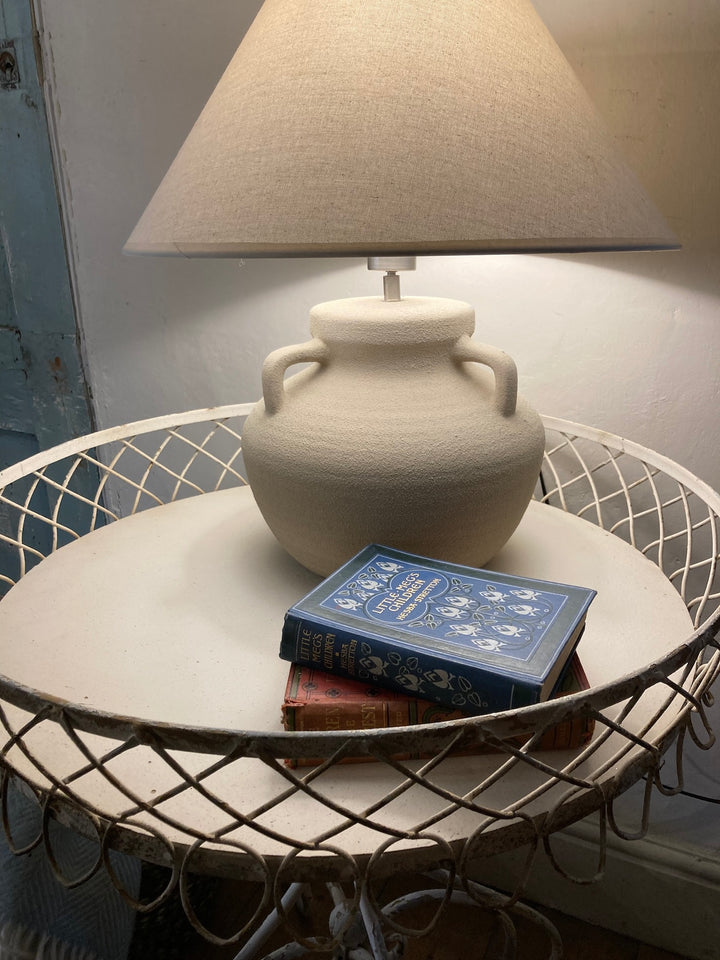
[537,249,720,301]
[118,255,359,331]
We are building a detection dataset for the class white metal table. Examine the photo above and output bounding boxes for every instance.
[0,405,718,956]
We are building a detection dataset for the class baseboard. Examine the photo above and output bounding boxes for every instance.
[473,819,720,960]
[0,923,100,960]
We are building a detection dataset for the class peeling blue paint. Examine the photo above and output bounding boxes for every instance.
[0,0,98,579]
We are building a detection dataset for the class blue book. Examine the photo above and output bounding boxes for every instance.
[279,544,596,715]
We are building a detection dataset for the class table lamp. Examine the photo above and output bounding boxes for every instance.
[124,0,677,577]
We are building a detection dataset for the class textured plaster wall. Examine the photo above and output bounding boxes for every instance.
[36,0,720,852]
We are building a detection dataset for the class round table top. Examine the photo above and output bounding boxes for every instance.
[0,486,695,877]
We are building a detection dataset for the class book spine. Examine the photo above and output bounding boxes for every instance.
[283,699,417,767]
[288,699,395,731]
[279,614,540,715]
[284,699,592,767]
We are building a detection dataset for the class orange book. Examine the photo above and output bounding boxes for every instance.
[282,655,594,766]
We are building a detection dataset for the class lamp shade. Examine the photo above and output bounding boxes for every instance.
[125,0,678,258]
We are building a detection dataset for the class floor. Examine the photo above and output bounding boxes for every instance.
[128,870,690,960]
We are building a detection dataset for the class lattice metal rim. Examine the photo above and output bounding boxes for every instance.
[0,404,718,760]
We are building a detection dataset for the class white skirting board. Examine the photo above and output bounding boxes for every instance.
[474,820,720,960]
[0,923,99,960]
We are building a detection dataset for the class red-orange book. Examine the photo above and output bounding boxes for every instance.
[282,655,594,766]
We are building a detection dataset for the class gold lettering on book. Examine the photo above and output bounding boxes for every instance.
[369,572,421,614]
[397,576,443,621]
[325,705,342,729]
[361,703,379,728]
[299,626,312,661]
[323,634,335,670]
[311,631,323,663]
[373,571,444,618]
[340,638,358,673]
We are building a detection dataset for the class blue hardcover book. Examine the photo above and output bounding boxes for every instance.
[279,544,596,715]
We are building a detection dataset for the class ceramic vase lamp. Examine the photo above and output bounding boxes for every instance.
[125,0,677,577]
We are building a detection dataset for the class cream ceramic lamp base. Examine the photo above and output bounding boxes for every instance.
[241,294,545,577]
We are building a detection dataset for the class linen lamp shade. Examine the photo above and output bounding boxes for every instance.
[125,0,678,258]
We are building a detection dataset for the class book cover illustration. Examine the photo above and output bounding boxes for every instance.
[280,544,596,714]
[282,656,594,766]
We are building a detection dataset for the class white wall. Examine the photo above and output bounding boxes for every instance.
[37,0,720,491]
[36,0,720,877]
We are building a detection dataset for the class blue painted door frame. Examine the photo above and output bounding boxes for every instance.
[0,13,138,954]
[0,0,96,583]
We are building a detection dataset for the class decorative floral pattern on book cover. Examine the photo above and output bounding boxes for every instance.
[320,553,573,663]
[281,545,595,712]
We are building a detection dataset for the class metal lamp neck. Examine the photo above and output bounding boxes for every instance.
[367,256,417,302]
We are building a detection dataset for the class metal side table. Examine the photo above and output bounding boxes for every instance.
[0,405,718,958]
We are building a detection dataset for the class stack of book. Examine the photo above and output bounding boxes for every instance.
[283,655,594,766]
[278,544,596,765]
